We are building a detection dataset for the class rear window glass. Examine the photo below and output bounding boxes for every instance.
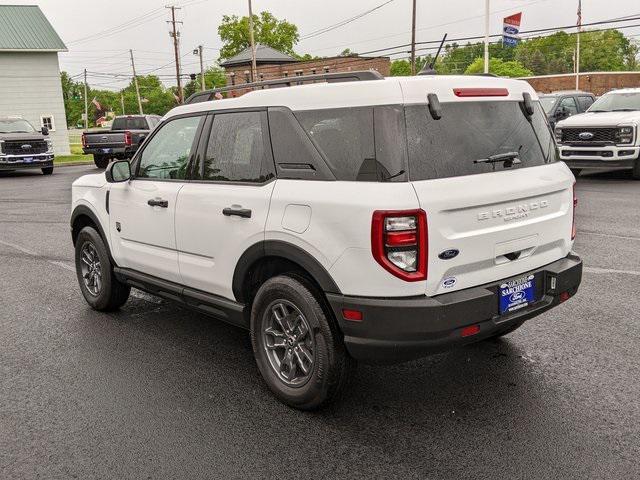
[405,101,557,181]
[295,106,407,182]
[112,117,148,130]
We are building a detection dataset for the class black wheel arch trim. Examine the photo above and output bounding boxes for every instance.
[232,240,341,302]
[70,205,115,264]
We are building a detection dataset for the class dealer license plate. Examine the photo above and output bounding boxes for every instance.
[499,274,535,315]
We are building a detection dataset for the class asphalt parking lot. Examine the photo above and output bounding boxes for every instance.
[1,165,639,479]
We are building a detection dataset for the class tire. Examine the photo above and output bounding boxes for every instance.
[41,167,54,175]
[94,155,109,169]
[74,226,130,311]
[570,168,582,177]
[250,274,355,410]
[632,159,640,180]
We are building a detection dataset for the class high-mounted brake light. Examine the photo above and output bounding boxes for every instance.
[124,131,132,146]
[571,182,577,240]
[453,88,509,97]
[371,209,427,282]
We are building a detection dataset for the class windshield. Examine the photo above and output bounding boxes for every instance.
[539,96,557,114]
[588,92,640,112]
[0,118,36,134]
[405,101,557,180]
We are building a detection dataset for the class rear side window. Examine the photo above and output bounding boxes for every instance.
[405,101,557,181]
[295,106,407,182]
[577,96,594,111]
[203,111,273,183]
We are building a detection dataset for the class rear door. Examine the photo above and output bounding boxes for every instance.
[405,100,575,296]
[175,110,276,300]
[108,114,205,283]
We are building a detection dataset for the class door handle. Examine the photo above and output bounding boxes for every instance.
[148,198,169,208]
[223,207,252,218]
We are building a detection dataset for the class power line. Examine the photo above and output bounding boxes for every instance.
[300,0,395,40]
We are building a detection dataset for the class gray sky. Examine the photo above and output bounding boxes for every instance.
[6,0,640,89]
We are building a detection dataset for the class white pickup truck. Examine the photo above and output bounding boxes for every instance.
[555,88,640,179]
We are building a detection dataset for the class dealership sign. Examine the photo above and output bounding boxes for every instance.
[503,12,522,47]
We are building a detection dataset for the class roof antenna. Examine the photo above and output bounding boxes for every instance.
[418,33,447,75]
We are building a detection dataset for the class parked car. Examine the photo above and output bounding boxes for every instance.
[555,88,640,178]
[0,117,54,175]
[81,114,161,168]
[70,73,582,409]
[539,91,596,129]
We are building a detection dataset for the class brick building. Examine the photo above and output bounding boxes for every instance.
[522,71,640,96]
[220,43,390,95]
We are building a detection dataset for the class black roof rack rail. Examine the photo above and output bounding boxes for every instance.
[185,70,384,105]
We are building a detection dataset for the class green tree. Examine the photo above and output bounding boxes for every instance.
[60,72,85,127]
[390,56,429,76]
[218,11,299,60]
[464,57,533,77]
[183,66,227,99]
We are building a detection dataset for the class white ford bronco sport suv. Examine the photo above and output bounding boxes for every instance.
[555,88,640,179]
[71,72,582,409]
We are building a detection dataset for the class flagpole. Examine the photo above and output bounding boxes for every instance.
[484,0,490,74]
[576,0,581,90]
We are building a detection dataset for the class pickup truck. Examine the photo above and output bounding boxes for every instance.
[555,88,640,179]
[82,115,161,168]
[0,117,54,175]
[539,91,595,129]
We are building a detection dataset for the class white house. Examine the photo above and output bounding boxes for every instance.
[0,5,70,155]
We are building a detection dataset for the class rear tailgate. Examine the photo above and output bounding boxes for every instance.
[84,131,126,148]
[413,162,574,296]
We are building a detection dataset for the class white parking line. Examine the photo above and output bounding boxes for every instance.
[583,266,640,277]
[580,231,640,241]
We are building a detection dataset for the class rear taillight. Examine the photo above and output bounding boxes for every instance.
[124,131,132,146]
[571,182,577,240]
[81,133,87,148]
[371,209,427,282]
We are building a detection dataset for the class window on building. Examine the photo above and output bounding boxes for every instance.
[40,115,55,132]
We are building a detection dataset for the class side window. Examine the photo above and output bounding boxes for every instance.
[559,97,579,116]
[203,111,271,183]
[577,96,594,112]
[295,106,407,181]
[137,115,202,180]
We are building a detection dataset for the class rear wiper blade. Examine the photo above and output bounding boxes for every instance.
[473,151,521,167]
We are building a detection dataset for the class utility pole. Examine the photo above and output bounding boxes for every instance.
[167,5,184,103]
[129,49,144,115]
[575,0,582,89]
[83,68,88,130]
[410,0,417,75]
[247,0,258,82]
[483,0,490,74]
[120,93,125,115]
[197,45,205,91]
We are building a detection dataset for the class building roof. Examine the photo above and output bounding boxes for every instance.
[220,43,297,67]
[0,5,67,52]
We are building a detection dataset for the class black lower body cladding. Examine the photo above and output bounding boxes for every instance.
[326,254,582,364]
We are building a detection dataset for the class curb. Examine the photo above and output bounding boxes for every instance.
[54,161,95,168]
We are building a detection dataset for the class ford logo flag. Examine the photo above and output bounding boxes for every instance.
[503,12,522,47]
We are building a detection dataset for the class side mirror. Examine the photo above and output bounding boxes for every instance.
[556,106,568,119]
[41,126,49,136]
[105,160,131,182]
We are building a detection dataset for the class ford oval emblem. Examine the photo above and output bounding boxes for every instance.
[442,277,457,288]
[578,132,594,140]
[438,249,460,260]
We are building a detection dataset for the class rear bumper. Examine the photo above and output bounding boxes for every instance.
[0,154,54,170]
[82,146,135,157]
[326,254,582,364]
